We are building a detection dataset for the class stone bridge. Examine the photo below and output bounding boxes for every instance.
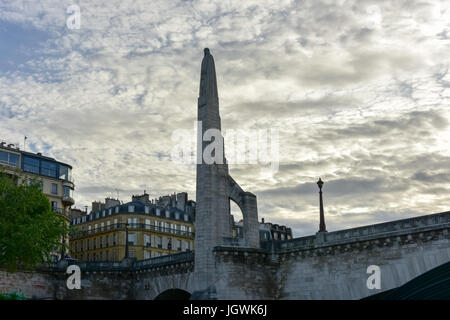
[1,210,449,299]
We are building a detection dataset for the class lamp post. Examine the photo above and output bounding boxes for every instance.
[124,222,129,259]
[317,178,327,233]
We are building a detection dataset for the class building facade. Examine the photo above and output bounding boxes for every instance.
[0,142,75,217]
[231,217,293,242]
[69,192,195,261]
[0,141,75,261]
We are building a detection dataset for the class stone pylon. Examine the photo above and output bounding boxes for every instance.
[192,48,260,299]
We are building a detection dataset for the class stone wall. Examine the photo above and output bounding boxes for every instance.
[212,248,278,300]
[0,259,194,300]
[277,223,450,299]
[0,269,55,299]
[1,212,449,300]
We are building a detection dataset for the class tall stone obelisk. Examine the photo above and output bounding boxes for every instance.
[192,48,260,299]
[193,48,232,297]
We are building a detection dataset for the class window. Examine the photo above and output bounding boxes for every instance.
[145,219,150,230]
[10,154,18,167]
[177,239,182,251]
[145,206,149,214]
[144,250,150,259]
[0,151,19,167]
[51,183,58,195]
[128,218,137,228]
[41,160,57,178]
[63,186,72,198]
[184,214,189,222]
[0,151,7,164]
[23,156,39,174]
[114,218,118,227]
[106,220,110,230]
[156,208,161,216]
[59,165,71,181]
[128,205,135,213]
[115,206,119,213]
[101,222,104,231]
[51,201,57,211]
[157,236,162,248]
[144,234,150,246]
[165,210,170,218]
[28,178,42,190]
[88,225,92,234]
[128,233,137,245]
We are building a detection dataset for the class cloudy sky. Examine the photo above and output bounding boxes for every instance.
[1,0,449,237]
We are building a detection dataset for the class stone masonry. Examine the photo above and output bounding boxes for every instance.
[1,210,449,299]
[193,48,259,298]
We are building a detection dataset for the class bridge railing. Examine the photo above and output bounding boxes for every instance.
[134,251,194,269]
[43,251,194,272]
[278,211,450,251]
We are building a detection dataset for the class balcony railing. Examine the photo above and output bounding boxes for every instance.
[52,207,70,218]
[70,223,195,239]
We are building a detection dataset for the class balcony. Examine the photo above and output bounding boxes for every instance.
[62,195,75,206]
[52,207,70,219]
[69,223,195,239]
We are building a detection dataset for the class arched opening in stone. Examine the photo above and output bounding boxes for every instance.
[229,198,243,229]
[154,289,191,300]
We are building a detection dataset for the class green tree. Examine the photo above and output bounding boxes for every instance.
[0,170,70,271]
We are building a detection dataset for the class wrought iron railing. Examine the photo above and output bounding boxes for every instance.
[52,207,70,218]
[70,223,195,239]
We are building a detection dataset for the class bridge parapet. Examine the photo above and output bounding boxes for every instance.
[269,211,450,253]
[42,251,194,273]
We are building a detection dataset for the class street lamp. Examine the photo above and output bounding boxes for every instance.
[317,178,327,233]
[124,222,129,259]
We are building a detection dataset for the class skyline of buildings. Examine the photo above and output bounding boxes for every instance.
[0,142,295,262]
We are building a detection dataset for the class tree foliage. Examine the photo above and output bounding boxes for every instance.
[0,170,70,271]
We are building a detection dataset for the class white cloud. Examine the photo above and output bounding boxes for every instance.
[0,0,449,237]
